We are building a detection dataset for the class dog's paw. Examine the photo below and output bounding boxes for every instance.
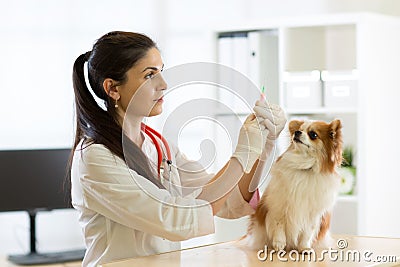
[313,232,333,249]
[272,240,286,251]
[297,246,313,253]
[297,240,312,252]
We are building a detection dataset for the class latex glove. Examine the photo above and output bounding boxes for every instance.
[232,114,269,173]
[253,100,287,141]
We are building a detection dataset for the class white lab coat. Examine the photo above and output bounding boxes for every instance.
[71,133,255,267]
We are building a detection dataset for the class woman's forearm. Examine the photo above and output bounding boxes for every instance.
[198,152,270,214]
[237,159,261,202]
[197,158,242,215]
[239,140,276,201]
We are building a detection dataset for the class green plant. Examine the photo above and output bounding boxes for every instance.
[342,146,354,167]
[339,146,356,195]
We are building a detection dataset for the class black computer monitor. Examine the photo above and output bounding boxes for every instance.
[0,148,85,265]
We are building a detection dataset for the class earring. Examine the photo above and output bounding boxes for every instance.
[114,99,119,108]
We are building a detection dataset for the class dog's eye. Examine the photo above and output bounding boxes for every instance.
[308,131,318,140]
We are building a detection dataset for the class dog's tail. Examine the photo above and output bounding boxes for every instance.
[235,214,264,250]
[235,233,250,247]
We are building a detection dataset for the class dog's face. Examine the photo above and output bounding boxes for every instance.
[288,119,343,173]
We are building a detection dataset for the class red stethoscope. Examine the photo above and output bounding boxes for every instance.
[141,123,172,176]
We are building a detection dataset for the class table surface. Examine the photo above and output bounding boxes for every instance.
[2,235,400,267]
[0,259,81,267]
[100,235,400,267]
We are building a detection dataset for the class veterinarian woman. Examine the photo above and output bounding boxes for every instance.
[68,31,286,267]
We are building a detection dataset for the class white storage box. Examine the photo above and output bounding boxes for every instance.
[321,70,358,108]
[283,70,322,109]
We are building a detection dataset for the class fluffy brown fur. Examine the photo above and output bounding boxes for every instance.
[247,119,343,251]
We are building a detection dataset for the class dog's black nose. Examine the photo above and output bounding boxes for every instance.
[295,131,302,138]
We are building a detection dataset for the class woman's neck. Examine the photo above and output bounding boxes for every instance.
[117,111,145,148]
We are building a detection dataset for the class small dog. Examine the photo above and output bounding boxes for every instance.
[248,119,343,252]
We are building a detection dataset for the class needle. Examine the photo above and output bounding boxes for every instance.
[260,85,266,101]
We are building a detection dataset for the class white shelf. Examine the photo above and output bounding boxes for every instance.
[214,108,357,116]
[216,12,400,238]
[337,195,358,203]
[215,112,249,117]
[285,107,357,115]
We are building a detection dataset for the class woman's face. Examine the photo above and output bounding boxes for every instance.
[117,47,166,118]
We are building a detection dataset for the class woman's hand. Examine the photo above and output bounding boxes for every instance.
[253,100,287,142]
[232,113,269,173]
[240,101,286,193]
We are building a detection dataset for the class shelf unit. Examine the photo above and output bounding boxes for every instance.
[286,108,358,115]
[214,13,400,238]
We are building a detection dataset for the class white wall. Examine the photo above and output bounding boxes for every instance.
[0,0,161,255]
[1,0,400,255]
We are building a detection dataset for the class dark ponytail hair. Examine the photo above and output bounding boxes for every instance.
[67,31,164,194]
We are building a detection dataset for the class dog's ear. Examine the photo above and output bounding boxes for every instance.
[329,119,342,138]
[289,120,304,136]
[329,119,343,166]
